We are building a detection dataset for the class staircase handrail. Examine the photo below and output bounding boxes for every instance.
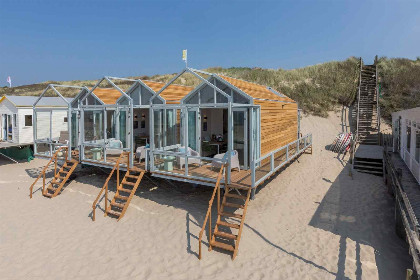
[375,60,381,143]
[355,57,363,141]
[91,152,129,221]
[29,146,68,198]
[198,163,226,259]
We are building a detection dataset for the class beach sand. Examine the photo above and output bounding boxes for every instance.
[0,112,412,279]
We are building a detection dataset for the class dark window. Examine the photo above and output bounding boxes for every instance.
[141,114,146,128]
[407,126,411,151]
[25,115,32,127]
[64,117,68,123]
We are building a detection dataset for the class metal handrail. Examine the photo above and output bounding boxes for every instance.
[29,146,68,198]
[91,152,129,221]
[198,163,226,259]
[356,57,363,141]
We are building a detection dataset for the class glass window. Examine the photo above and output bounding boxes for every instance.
[13,114,17,127]
[416,130,420,163]
[407,126,411,151]
[84,110,104,142]
[25,115,33,127]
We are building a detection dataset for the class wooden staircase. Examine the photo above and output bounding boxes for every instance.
[92,152,145,221]
[198,164,251,260]
[105,168,144,220]
[29,146,78,199]
[43,159,78,198]
[356,61,380,145]
[210,185,251,259]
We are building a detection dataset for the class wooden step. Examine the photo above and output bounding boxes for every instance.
[210,240,235,252]
[115,194,129,201]
[57,176,67,180]
[111,201,125,209]
[126,175,139,179]
[118,187,132,193]
[217,221,240,229]
[225,193,247,200]
[228,185,250,191]
[107,209,121,217]
[122,181,136,186]
[214,230,237,240]
[43,192,53,198]
[60,170,69,174]
[220,212,243,219]
[223,202,244,209]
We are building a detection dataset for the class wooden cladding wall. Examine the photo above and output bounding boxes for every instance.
[255,100,298,159]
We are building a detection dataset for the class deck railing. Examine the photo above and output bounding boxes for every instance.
[29,146,68,198]
[91,152,129,221]
[198,163,226,259]
[251,133,312,188]
[150,148,227,185]
[383,140,420,271]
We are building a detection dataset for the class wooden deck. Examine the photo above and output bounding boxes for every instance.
[67,146,303,188]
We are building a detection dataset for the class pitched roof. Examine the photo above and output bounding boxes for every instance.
[91,88,122,104]
[218,75,296,103]
[143,81,194,104]
[0,95,72,107]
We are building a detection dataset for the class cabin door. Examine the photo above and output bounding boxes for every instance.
[187,108,201,152]
[1,114,6,141]
[233,108,248,169]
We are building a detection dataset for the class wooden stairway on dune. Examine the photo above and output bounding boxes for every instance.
[105,168,145,221]
[43,159,79,198]
[209,185,251,259]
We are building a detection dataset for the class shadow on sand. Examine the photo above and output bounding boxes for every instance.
[309,161,411,279]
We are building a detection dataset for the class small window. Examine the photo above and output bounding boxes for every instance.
[416,130,420,163]
[25,115,32,127]
[141,114,146,128]
[64,117,68,123]
[407,126,411,151]
[13,114,17,127]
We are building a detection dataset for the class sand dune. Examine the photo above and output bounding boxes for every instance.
[0,112,412,279]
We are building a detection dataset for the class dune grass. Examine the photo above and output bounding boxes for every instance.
[1,56,419,119]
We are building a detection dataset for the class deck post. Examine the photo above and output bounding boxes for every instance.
[227,101,232,184]
[67,104,72,161]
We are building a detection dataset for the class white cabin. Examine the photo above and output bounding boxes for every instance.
[0,95,72,144]
[392,107,420,183]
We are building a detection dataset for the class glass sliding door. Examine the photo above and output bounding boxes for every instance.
[119,110,127,148]
[187,109,200,152]
[233,108,248,169]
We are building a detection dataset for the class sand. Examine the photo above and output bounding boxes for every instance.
[0,111,413,280]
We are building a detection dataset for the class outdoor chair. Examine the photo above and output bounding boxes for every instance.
[136,145,148,162]
[211,150,240,171]
[176,146,201,169]
[106,139,123,155]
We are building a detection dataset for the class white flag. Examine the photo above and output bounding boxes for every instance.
[6,76,11,88]
[182,49,187,61]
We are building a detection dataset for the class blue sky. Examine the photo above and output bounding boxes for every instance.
[0,0,419,86]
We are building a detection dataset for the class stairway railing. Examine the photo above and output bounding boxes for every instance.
[375,60,381,144]
[91,152,129,221]
[198,163,227,259]
[355,57,363,141]
[29,146,68,198]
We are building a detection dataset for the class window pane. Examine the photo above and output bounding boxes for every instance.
[25,115,32,126]
[416,130,420,162]
[407,126,411,151]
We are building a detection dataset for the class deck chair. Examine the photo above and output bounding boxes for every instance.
[177,147,201,169]
[211,150,240,171]
[136,146,147,162]
[106,139,123,155]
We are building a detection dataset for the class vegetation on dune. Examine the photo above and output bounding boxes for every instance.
[377,57,420,120]
[1,56,419,119]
